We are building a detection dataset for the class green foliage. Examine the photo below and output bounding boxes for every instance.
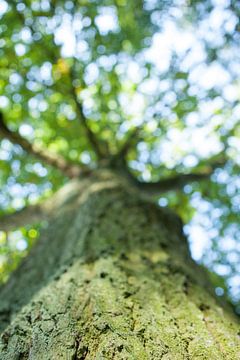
[0,225,39,283]
[0,0,239,309]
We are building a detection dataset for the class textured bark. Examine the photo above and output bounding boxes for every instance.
[0,170,239,359]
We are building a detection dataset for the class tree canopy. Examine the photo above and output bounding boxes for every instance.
[0,0,240,310]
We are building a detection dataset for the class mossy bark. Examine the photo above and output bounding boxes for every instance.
[0,170,239,359]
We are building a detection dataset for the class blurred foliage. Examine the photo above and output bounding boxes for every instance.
[0,0,240,310]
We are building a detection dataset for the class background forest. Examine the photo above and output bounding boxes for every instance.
[0,0,240,312]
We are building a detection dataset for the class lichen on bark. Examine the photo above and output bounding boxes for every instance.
[0,170,239,359]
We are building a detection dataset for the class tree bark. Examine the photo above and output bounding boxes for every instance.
[0,170,239,359]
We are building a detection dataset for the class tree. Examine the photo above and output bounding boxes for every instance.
[0,0,240,358]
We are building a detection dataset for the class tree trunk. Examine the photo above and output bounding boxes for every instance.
[0,170,239,359]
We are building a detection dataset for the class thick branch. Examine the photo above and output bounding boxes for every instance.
[0,113,83,178]
[135,155,228,195]
[0,204,47,232]
[69,68,106,159]
[136,172,210,194]
[116,126,142,160]
[0,177,85,232]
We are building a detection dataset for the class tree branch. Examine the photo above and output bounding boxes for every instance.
[135,158,227,195]
[116,126,142,160]
[0,176,85,232]
[136,172,210,194]
[0,204,47,232]
[69,67,106,159]
[0,112,84,178]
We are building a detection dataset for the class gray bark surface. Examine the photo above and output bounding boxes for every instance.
[0,170,239,359]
